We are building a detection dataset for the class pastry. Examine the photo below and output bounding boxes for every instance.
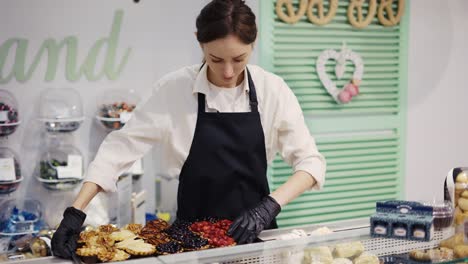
[276,0,308,24]
[439,247,454,261]
[455,206,463,225]
[454,245,468,258]
[110,249,130,262]
[109,229,136,242]
[455,183,468,191]
[306,0,338,26]
[116,237,156,256]
[213,219,232,231]
[78,230,98,244]
[76,246,104,257]
[440,233,464,249]
[189,220,236,247]
[99,224,119,233]
[334,242,364,259]
[377,0,405,27]
[354,253,380,264]
[143,219,169,232]
[156,241,183,255]
[332,258,352,264]
[303,246,333,264]
[347,0,377,29]
[457,171,468,183]
[123,223,143,235]
[180,236,210,251]
[97,250,116,262]
[310,227,333,236]
[409,249,430,261]
[278,229,308,240]
[140,232,172,247]
[459,198,468,211]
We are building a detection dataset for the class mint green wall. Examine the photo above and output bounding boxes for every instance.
[260,0,409,227]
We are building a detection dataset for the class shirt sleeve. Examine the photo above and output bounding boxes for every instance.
[274,79,326,190]
[84,82,170,192]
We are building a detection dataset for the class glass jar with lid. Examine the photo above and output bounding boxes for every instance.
[95,89,140,131]
[0,147,22,195]
[35,138,84,191]
[37,88,84,133]
[0,89,21,137]
[0,199,45,236]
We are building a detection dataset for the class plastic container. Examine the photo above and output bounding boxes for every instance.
[36,143,84,190]
[96,89,140,130]
[0,199,44,236]
[423,201,454,230]
[0,147,22,195]
[444,168,468,227]
[0,90,21,137]
[37,88,84,133]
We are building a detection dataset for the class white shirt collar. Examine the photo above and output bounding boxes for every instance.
[192,63,250,96]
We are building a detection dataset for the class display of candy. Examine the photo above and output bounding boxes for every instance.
[39,159,65,180]
[0,158,22,195]
[98,102,136,130]
[0,207,44,235]
[38,87,84,133]
[0,102,19,137]
[190,220,236,248]
[44,121,81,133]
[38,159,81,190]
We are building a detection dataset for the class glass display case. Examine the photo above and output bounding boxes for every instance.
[95,89,140,131]
[0,89,21,137]
[157,218,455,264]
[37,88,84,133]
[0,147,22,195]
[8,219,465,264]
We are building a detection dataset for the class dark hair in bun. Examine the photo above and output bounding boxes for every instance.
[196,0,257,44]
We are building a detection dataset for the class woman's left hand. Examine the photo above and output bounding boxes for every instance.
[227,196,281,244]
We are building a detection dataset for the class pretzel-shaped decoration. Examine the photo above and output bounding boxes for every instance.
[276,0,308,24]
[378,0,405,26]
[306,0,339,26]
[347,0,377,29]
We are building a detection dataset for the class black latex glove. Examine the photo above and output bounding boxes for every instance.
[51,207,86,259]
[227,196,281,244]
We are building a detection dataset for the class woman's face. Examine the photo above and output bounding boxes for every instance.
[201,34,253,88]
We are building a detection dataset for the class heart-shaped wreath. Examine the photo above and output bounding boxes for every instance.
[316,44,364,104]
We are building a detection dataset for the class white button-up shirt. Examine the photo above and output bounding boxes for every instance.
[85,64,326,193]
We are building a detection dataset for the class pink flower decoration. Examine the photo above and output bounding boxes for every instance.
[338,90,352,103]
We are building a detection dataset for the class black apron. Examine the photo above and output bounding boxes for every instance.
[176,65,277,229]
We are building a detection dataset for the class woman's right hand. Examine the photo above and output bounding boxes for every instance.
[51,207,86,259]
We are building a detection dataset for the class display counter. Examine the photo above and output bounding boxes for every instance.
[5,219,459,264]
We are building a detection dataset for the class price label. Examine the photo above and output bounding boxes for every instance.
[0,111,8,122]
[120,112,132,123]
[57,155,82,179]
[0,158,16,181]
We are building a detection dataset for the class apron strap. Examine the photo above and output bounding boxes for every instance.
[246,69,258,113]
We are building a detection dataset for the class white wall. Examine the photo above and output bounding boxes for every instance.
[406,0,468,201]
[0,0,258,226]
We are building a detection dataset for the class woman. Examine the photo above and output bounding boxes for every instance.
[52,0,326,259]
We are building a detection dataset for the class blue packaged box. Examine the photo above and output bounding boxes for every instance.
[370,200,433,241]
